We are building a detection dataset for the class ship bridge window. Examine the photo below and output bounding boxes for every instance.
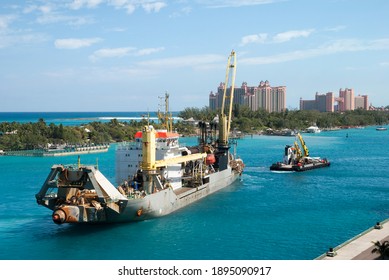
[164,138,177,147]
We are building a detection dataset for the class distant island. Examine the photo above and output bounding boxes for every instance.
[1,107,389,153]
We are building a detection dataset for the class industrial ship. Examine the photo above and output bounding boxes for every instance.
[35,51,245,224]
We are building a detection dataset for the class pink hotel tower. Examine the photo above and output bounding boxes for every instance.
[209,81,286,113]
[300,88,369,112]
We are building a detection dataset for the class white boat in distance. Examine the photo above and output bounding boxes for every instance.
[306,125,321,133]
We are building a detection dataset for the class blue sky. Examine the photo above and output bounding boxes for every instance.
[1,0,389,112]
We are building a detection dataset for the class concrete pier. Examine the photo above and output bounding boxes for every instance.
[316,218,389,260]
[1,145,109,157]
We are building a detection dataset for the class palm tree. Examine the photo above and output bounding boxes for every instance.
[371,240,389,260]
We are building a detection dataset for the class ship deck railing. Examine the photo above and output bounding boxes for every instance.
[117,141,188,151]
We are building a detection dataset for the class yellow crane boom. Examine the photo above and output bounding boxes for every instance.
[294,133,309,158]
[155,153,207,168]
[219,50,237,146]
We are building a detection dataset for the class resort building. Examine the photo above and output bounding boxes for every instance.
[300,92,334,112]
[339,88,355,111]
[209,80,286,113]
[300,88,369,112]
[355,95,369,110]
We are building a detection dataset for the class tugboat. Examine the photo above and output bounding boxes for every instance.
[35,51,245,224]
[270,133,330,172]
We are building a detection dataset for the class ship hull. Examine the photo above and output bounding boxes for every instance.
[37,164,243,224]
[91,167,240,223]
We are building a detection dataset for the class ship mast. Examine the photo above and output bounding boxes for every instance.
[157,92,173,132]
[219,50,237,147]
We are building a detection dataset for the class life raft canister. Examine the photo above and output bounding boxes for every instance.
[206,154,216,165]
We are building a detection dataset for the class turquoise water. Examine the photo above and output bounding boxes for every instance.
[0,124,389,260]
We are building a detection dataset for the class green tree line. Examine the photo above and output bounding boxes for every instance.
[178,105,389,133]
[0,118,154,151]
[1,107,389,151]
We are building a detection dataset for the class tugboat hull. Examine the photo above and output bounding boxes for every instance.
[270,160,330,172]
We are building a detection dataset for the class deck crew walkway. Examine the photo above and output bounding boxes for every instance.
[316,218,389,260]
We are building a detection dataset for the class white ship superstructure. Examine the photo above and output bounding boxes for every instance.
[116,130,186,190]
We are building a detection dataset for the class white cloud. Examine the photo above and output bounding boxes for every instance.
[142,2,167,13]
[23,3,54,14]
[107,0,166,14]
[240,38,389,65]
[273,29,315,43]
[36,11,94,26]
[90,47,135,61]
[106,27,127,32]
[136,47,165,56]
[125,4,136,14]
[240,34,267,46]
[0,15,49,48]
[70,0,86,10]
[0,33,48,49]
[68,16,95,26]
[54,38,102,49]
[39,5,52,14]
[21,0,167,19]
[69,0,104,10]
[170,6,192,17]
[89,46,165,61]
[200,0,281,8]
[87,0,104,8]
[0,15,16,32]
[21,2,94,26]
[240,29,314,46]
[23,5,38,14]
[325,25,346,32]
[109,0,129,8]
